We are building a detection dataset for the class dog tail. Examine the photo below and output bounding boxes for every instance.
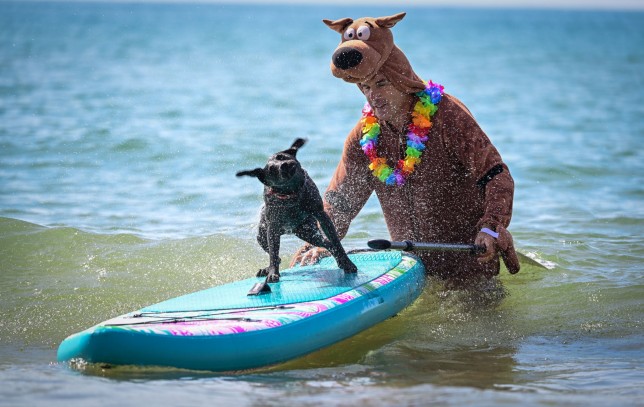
[283,138,307,157]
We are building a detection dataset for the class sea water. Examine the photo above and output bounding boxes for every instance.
[0,2,642,406]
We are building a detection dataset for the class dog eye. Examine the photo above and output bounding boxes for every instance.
[343,27,356,40]
[357,26,371,40]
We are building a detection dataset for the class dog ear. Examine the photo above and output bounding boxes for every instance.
[374,12,406,28]
[236,168,266,183]
[323,17,353,34]
[289,138,306,156]
[282,138,307,158]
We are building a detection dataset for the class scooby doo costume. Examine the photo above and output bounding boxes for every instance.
[321,12,520,280]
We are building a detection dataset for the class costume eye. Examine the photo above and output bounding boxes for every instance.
[357,26,371,40]
[343,27,356,40]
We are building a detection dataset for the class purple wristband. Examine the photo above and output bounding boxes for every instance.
[481,227,499,239]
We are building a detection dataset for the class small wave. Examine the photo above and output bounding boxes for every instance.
[112,138,150,152]
[518,251,557,270]
[0,217,265,348]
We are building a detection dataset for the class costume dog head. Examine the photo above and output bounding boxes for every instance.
[323,12,425,94]
[236,138,306,189]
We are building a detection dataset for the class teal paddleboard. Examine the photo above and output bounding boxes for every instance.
[57,251,425,372]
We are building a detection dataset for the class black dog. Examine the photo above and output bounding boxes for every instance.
[237,138,358,284]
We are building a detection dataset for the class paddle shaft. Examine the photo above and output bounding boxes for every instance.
[368,239,550,270]
[368,239,485,254]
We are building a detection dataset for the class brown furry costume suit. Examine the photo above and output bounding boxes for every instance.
[321,13,520,280]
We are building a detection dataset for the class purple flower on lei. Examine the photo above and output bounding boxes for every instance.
[426,80,444,104]
[395,172,405,185]
[360,140,377,153]
[407,133,428,144]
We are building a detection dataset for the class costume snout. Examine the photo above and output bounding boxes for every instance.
[331,47,363,70]
[328,39,386,83]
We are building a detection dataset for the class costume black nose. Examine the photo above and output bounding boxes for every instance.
[332,48,363,70]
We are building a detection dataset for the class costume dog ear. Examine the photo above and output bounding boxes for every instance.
[374,12,406,28]
[323,17,353,34]
[236,168,266,183]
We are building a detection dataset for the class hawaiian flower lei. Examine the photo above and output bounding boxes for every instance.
[359,80,444,186]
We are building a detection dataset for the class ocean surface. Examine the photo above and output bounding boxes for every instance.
[1,1,642,406]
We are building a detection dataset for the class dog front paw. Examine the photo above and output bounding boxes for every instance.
[257,266,280,282]
[266,272,280,283]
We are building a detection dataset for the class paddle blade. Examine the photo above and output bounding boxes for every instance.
[367,239,392,250]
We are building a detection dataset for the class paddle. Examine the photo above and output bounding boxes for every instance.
[367,239,550,270]
[368,239,485,254]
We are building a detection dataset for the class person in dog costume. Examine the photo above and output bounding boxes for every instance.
[292,12,520,283]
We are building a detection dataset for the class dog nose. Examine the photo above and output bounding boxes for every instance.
[332,48,363,70]
[279,162,295,178]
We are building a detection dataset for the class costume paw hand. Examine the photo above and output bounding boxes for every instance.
[475,230,498,263]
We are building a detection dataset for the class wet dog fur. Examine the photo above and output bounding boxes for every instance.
[237,138,357,282]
